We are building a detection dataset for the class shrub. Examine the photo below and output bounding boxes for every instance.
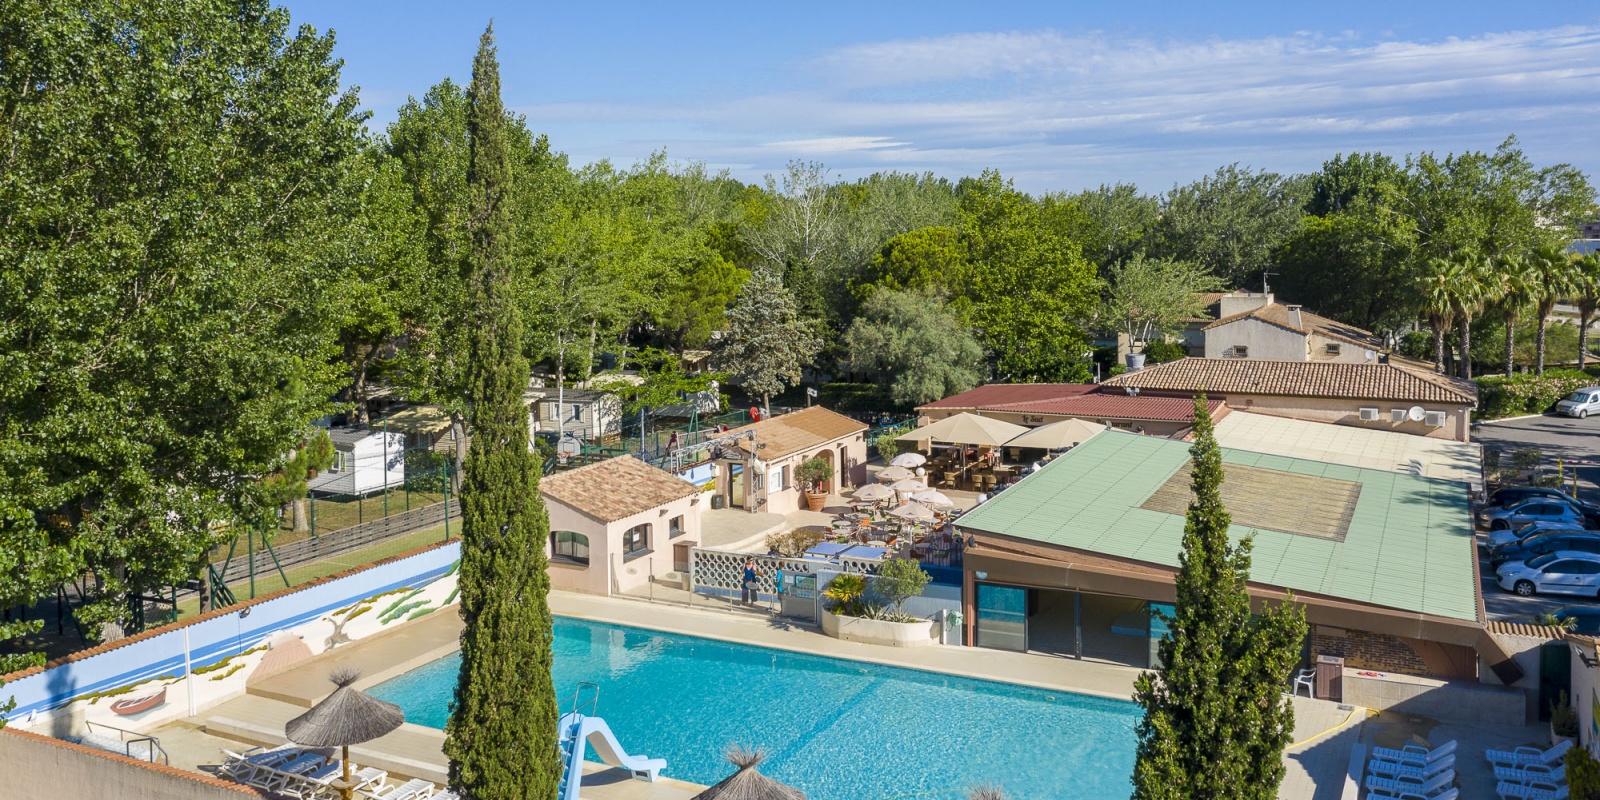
[765,526,828,557]
[1474,369,1596,420]
[405,449,450,492]
[1398,330,1433,360]
[1552,691,1580,738]
[870,558,930,613]
[1567,745,1600,800]
[1142,339,1188,364]
[794,456,834,493]
[872,428,904,461]
[823,573,868,616]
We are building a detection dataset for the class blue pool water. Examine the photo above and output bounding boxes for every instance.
[369,618,1138,800]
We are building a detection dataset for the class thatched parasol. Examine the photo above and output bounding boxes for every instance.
[286,668,404,800]
[692,746,807,800]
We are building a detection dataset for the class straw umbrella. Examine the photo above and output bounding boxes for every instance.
[285,669,404,800]
[876,465,915,482]
[889,452,926,468]
[693,746,807,800]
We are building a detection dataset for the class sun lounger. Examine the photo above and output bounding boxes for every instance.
[1363,770,1454,797]
[1372,739,1457,766]
[1497,780,1569,800]
[1488,740,1573,769]
[1366,789,1458,800]
[1495,762,1566,786]
[220,745,301,784]
[1369,753,1455,779]
[369,777,435,799]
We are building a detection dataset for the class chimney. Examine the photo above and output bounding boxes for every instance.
[1286,305,1303,329]
[1219,291,1273,318]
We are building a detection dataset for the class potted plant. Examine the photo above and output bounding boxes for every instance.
[1552,691,1580,746]
[795,456,834,511]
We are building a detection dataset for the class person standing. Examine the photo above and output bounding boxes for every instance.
[741,557,758,605]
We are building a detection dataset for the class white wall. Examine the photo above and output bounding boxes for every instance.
[1204,317,1308,361]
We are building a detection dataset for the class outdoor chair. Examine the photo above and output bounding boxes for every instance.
[1374,740,1457,766]
[1363,769,1454,797]
[1493,762,1564,786]
[1496,781,1568,800]
[1291,668,1315,697]
[1487,740,1571,769]
[1369,753,1455,780]
[1368,790,1458,800]
[369,777,436,799]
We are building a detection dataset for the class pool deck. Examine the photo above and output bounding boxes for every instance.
[154,591,1382,799]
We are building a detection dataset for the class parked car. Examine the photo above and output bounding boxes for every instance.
[1497,552,1600,597]
[1490,531,1600,566]
[1485,520,1591,550]
[1482,499,1598,531]
[1552,607,1600,635]
[1483,486,1584,514]
[1556,387,1600,418]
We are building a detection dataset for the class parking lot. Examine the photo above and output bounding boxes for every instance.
[1476,412,1600,621]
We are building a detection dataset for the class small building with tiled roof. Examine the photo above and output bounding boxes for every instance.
[541,455,703,595]
[917,383,1227,438]
[1200,292,1385,363]
[1102,357,1477,441]
[715,406,869,514]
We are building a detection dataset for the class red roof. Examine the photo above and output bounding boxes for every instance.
[985,394,1224,422]
[918,383,1096,410]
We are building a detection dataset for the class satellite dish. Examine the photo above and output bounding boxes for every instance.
[1407,406,1426,422]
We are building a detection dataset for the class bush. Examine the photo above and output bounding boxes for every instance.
[404,448,450,492]
[1553,691,1580,738]
[1474,369,1595,420]
[1142,339,1188,364]
[823,573,868,616]
[766,526,828,557]
[1567,745,1600,800]
[1399,330,1433,360]
[869,558,930,613]
[794,456,834,493]
[872,428,904,461]
[818,382,901,413]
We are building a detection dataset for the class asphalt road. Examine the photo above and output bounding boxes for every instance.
[1475,412,1600,619]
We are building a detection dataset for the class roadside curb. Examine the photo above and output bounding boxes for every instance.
[1477,413,1552,425]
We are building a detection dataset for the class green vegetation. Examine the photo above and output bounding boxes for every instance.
[765,527,830,558]
[714,268,821,412]
[870,559,931,615]
[822,574,869,617]
[444,26,560,800]
[794,458,835,494]
[1553,692,1580,738]
[1565,745,1600,800]
[845,287,984,406]
[1474,369,1597,419]
[1133,397,1308,799]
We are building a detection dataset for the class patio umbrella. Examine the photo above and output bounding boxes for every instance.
[1004,418,1102,450]
[909,489,953,507]
[876,465,915,482]
[889,452,926,468]
[852,483,895,501]
[286,669,404,800]
[693,746,807,800]
[895,412,1029,447]
[888,478,929,493]
[888,501,938,522]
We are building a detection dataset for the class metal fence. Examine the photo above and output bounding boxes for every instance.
[687,547,880,604]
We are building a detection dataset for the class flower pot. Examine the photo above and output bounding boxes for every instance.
[307,469,319,479]
[1124,352,1146,371]
[804,491,828,511]
[820,609,937,647]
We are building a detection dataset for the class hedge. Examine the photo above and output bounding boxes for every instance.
[1474,370,1596,420]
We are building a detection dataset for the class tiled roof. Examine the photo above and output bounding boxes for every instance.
[722,406,868,460]
[917,383,1096,411]
[1203,302,1383,350]
[1485,620,1565,640]
[982,393,1225,422]
[541,455,699,523]
[956,430,1480,621]
[1101,358,1477,404]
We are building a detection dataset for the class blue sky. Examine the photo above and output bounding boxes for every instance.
[291,1,1600,193]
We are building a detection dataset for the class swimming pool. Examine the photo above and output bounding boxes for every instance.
[369,617,1138,800]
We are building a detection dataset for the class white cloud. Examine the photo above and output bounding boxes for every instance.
[514,25,1600,192]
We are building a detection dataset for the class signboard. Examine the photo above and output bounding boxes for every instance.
[805,387,818,397]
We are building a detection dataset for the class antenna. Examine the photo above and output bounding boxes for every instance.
[1261,270,1277,295]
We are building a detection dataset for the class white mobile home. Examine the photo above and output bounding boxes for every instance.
[307,428,406,497]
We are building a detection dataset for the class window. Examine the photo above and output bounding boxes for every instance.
[669,515,684,538]
[780,465,791,491]
[550,531,590,566]
[569,403,583,422]
[1546,560,1582,576]
[1230,345,1249,358]
[1325,343,1342,356]
[623,523,651,560]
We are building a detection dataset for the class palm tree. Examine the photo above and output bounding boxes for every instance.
[1526,242,1581,375]
[1575,253,1600,371]
[1449,255,1493,380]
[1416,258,1457,374]
[1491,252,1535,377]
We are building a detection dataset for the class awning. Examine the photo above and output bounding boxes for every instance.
[897,412,1029,447]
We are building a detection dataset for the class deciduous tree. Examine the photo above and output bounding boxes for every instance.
[1101,255,1221,354]
[714,268,821,412]
[844,287,984,407]
[444,25,559,799]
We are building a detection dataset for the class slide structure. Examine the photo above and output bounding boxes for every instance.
[556,711,667,800]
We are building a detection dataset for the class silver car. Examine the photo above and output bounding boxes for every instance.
[1482,499,1591,531]
[1556,388,1600,418]
[1486,520,1589,550]
[1497,551,1600,597]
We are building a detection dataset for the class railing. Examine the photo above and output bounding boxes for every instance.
[83,720,169,765]
[688,547,880,601]
[213,501,460,586]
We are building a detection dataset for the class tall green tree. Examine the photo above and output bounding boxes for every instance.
[1526,242,1581,375]
[0,0,362,643]
[714,268,822,412]
[843,287,984,407]
[1490,252,1537,376]
[1132,398,1307,800]
[1447,255,1495,380]
[444,25,559,800]
[1153,164,1309,286]
[1575,253,1600,371]
[1065,183,1161,272]
[1416,261,1459,374]
[1102,255,1222,354]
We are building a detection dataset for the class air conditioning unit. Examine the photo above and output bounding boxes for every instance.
[1390,408,1407,423]
[1424,410,1447,428]
[1358,407,1380,422]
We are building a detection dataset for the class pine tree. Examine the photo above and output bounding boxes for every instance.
[714,267,821,413]
[444,24,560,800]
[1132,396,1308,800]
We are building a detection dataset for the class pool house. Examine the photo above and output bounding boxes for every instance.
[541,455,704,595]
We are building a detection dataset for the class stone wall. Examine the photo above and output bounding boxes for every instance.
[0,728,267,799]
[1313,626,1429,675]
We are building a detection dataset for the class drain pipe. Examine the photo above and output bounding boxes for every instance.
[183,627,196,717]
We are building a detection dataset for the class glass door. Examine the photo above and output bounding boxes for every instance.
[975,583,1028,652]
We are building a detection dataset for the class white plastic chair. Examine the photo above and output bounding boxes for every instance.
[1292,667,1316,697]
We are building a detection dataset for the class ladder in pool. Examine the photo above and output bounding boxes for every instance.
[555,683,665,800]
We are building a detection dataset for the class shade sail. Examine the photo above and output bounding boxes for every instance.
[1004,418,1103,450]
[897,413,1029,447]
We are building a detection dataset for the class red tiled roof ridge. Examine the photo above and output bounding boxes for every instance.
[0,538,460,684]
[916,383,1096,410]
[541,455,699,523]
[1101,357,1476,404]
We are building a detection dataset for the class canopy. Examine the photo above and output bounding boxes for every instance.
[693,747,808,800]
[888,501,938,522]
[852,483,895,501]
[889,452,927,468]
[1005,418,1103,450]
[909,490,953,507]
[875,465,915,482]
[888,478,929,493]
[897,412,1029,447]
[286,670,404,748]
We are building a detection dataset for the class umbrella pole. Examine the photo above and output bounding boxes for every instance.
[341,744,352,800]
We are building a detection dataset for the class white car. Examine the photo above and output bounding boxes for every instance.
[1556,388,1600,418]
[1497,551,1600,597]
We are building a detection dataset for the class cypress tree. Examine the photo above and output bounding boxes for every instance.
[1132,396,1308,800]
[444,24,560,800]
